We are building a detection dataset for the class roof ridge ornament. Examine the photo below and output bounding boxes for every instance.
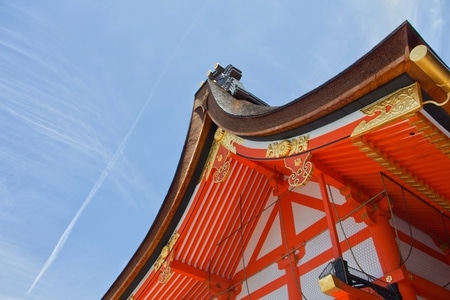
[207,63,268,106]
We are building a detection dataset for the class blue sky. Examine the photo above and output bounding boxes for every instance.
[0,1,448,299]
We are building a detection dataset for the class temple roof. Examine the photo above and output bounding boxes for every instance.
[205,23,449,139]
[104,21,450,299]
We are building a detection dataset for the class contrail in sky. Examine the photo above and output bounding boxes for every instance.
[26,101,143,296]
[26,2,206,295]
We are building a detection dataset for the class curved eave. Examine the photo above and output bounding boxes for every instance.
[206,21,449,139]
[103,87,215,300]
[105,21,450,299]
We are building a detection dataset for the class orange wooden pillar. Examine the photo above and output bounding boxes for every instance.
[278,186,303,299]
[368,200,417,300]
[318,171,343,258]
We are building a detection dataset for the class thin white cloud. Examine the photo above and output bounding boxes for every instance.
[0,29,111,160]
[0,240,40,298]
[26,103,141,295]
[26,2,207,294]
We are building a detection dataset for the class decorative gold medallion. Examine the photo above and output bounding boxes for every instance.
[213,158,231,183]
[159,264,173,284]
[284,153,313,187]
[266,135,309,158]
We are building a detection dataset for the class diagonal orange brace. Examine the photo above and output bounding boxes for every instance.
[171,260,233,290]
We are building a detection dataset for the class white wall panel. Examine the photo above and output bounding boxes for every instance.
[292,202,325,235]
[236,263,284,299]
[399,240,450,288]
[261,285,288,300]
[257,213,282,259]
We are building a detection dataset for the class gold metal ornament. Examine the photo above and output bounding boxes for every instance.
[203,128,242,183]
[266,135,309,158]
[153,231,180,272]
[284,152,313,187]
[351,83,422,137]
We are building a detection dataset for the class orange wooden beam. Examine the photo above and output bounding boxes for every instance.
[408,272,450,300]
[312,157,374,202]
[281,189,325,211]
[298,228,371,277]
[234,205,370,284]
[234,216,330,283]
[367,210,416,299]
[318,171,343,258]
[248,200,280,264]
[240,273,286,300]
[278,191,303,299]
[397,230,448,264]
[171,260,235,294]
[384,267,450,300]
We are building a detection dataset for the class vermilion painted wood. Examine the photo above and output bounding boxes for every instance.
[131,101,450,299]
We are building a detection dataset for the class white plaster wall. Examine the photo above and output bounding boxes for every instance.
[393,217,444,254]
[235,262,284,299]
[399,240,450,288]
[292,201,325,235]
[301,261,334,299]
[261,285,288,300]
[293,181,322,200]
[336,214,368,242]
[342,238,383,279]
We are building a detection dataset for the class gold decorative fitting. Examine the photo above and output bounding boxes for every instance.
[266,135,309,158]
[351,83,422,137]
[218,129,242,153]
[153,231,179,284]
[423,93,450,107]
[159,264,173,284]
[410,45,450,94]
[284,152,313,187]
[214,128,225,141]
[203,128,243,183]
[213,159,231,183]
[153,231,180,272]
[385,275,393,283]
[410,45,450,107]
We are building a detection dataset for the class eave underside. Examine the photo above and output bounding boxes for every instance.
[104,21,450,300]
[128,104,450,298]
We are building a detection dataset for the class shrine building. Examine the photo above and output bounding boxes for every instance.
[104,22,450,300]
